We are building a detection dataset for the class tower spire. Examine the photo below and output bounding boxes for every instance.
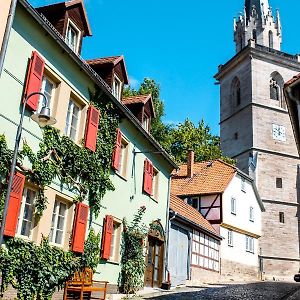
[234,0,282,52]
[245,0,270,20]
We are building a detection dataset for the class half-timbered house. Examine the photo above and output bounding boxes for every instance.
[171,151,265,281]
[168,194,222,286]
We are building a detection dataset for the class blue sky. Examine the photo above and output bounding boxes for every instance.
[30,0,300,134]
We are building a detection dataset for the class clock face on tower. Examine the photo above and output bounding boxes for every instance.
[272,124,286,141]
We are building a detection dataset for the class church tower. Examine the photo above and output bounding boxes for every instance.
[215,0,300,280]
[234,0,282,52]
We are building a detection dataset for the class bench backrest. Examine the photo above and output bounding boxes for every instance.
[68,268,93,286]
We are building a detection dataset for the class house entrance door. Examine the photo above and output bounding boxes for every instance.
[145,236,164,287]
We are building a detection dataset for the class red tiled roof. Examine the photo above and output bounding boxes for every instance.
[284,73,300,87]
[86,56,123,66]
[171,159,236,196]
[122,94,152,105]
[170,194,218,235]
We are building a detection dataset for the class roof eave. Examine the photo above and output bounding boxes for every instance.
[170,210,222,240]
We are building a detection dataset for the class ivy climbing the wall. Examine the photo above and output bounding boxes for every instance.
[118,206,148,295]
[0,237,80,300]
[0,87,119,218]
[0,87,117,297]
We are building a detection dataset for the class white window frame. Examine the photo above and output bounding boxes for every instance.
[17,188,36,240]
[228,230,233,247]
[109,219,122,263]
[249,206,254,222]
[151,167,159,200]
[65,99,80,142]
[49,199,68,247]
[231,197,236,215]
[38,75,56,113]
[112,75,122,101]
[117,136,129,178]
[65,19,81,53]
[143,114,150,132]
[246,236,254,253]
[241,177,246,192]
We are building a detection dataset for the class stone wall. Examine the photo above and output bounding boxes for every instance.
[188,267,221,285]
[220,259,260,282]
[262,258,300,281]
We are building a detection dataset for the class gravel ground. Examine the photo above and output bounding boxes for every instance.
[144,282,300,300]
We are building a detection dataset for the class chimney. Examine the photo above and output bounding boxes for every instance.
[187,150,194,178]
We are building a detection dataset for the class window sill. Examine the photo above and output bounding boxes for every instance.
[246,250,254,254]
[231,212,236,216]
[115,171,128,182]
[150,196,158,203]
[250,219,254,223]
[15,234,32,242]
[49,242,64,248]
[228,244,234,248]
[107,260,120,266]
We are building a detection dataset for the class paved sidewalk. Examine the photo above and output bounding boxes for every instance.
[108,286,205,300]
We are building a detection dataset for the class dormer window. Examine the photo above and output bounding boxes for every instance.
[66,20,81,53]
[112,75,122,101]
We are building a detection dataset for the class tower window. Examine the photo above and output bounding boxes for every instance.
[269,31,274,49]
[270,72,286,109]
[279,212,285,223]
[231,77,241,107]
[276,178,282,188]
[270,79,280,101]
[252,29,257,43]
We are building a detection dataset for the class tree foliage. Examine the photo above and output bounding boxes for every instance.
[123,78,234,165]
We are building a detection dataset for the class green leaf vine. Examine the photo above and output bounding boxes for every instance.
[0,237,80,300]
[118,206,148,295]
[0,88,118,297]
[0,87,119,218]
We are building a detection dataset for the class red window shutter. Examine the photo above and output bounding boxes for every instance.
[71,202,89,253]
[23,51,45,111]
[148,162,154,195]
[143,159,153,195]
[4,172,25,237]
[101,215,114,260]
[112,128,122,170]
[85,106,100,152]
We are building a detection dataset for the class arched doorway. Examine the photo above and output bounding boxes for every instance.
[144,221,165,288]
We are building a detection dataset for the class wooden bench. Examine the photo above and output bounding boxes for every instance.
[63,268,108,300]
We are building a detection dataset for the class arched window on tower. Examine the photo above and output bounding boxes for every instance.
[252,29,257,43]
[269,31,273,49]
[270,72,286,109]
[231,77,241,107]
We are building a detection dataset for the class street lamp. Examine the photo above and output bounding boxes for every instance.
[0,92,57,247]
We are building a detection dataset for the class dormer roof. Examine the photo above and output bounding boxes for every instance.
[36,0,92,37]
[122,94,156,118]
[86,55,129,84]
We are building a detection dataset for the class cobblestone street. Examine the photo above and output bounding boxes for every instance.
[144,282,300,300]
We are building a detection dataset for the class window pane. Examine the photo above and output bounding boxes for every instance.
[55,230,63,244]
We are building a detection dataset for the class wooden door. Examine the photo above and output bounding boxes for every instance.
[145,237,164,287]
